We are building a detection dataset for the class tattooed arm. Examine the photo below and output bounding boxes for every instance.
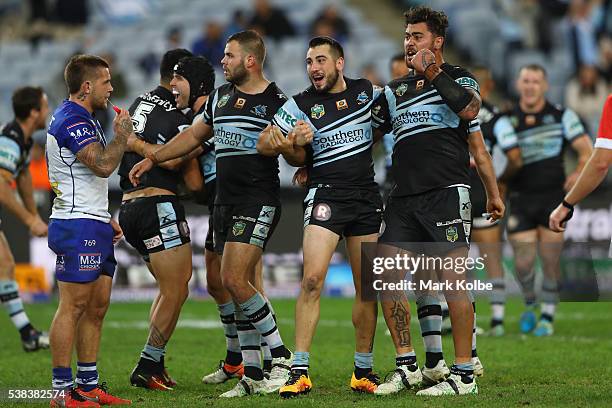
[76,109,133,178]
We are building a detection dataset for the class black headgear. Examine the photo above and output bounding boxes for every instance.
[173,56,215,108]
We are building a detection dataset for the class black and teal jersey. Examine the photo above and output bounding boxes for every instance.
[272,78,380,189]
[0,120,31,178]
[203,82,286,206]
[372,63,480,196]
[500,101,586,194]
[118,86,191,194]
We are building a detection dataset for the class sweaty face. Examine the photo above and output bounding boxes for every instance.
[221,41,248,86]
[516,69,547,109]
[404,22,437,67]
[170,74,190,109]
[306,45,341,93]
[90,67,113,110]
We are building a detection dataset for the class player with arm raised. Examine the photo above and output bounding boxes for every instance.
[47,54,132,407]
[371,6,504,396]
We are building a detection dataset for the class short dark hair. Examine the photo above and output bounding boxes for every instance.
[12,86,44,120]
[227,30,266,65]
[308,36,344,59]
[390,53,405,65]
[160,48,193,83]
[64,54,110,94]
[519,63,548,79]
[404,6,449,38]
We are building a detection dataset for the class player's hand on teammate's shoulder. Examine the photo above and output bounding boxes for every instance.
[28,215,47,237]
[293,120,313,146]
[110,219,123,244]
[112,108,134,138]
[486,197,505,222]
[129,158,153,186]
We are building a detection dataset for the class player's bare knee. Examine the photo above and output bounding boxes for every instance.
[0,260,15,279]
[86,303,109,324]
[301,274,324,297]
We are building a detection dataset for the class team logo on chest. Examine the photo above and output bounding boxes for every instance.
[217,94,230,108]
[251,104,267,118]
[234,98,246,109]
[336,99,348,110]
[311,104,325,119]
[356,91,369,105]
[395,83,408,96]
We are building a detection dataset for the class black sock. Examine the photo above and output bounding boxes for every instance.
[19,323,34,340]
[244,366,264,381]
[225,350,243,366]
[263,359,272,372]
[395,354,417,367]
[354,366,371,379]
[541,313,554,323]
[137,357,161,374]
[450,364,474,384]
[491,318,503,327]
[270,345,291,359]
[425,352,444,369]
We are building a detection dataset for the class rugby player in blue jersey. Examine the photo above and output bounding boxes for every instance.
[47,55,132,407]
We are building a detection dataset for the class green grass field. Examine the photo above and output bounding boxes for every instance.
[1,297,611,407]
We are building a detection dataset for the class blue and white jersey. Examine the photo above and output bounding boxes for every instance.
[501,101,586,194]
[272,78,381,189]
[46,100,110,222]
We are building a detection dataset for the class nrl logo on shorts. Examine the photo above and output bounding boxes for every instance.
[311,104,325,119]
[356,91,369,105]
[395,83,408,96]
[445,226,458,242]
[233,221,246,236]
[217,94,230,108]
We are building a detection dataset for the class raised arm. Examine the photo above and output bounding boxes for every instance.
[411,49,481,121]
[76,109,133,177]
